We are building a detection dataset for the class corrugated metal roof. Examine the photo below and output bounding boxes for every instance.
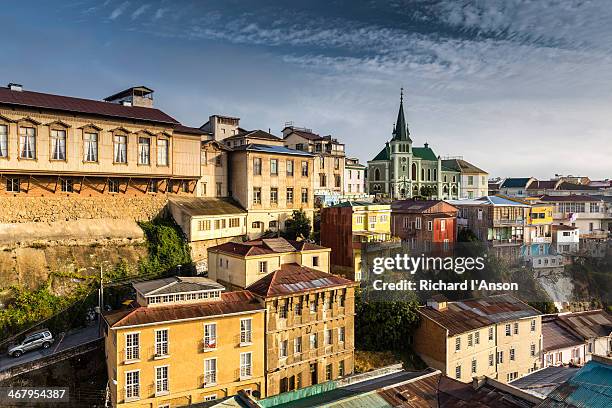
[133,276,223,296]
[542,319,584,352]
[537,360,612,408]
[556,310,612,340]
[169,197,246,217]
[511,366,580,398]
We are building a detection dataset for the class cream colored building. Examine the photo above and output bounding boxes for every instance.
[198,140,230,198]
[208,237,330,289]
[414,295,542,384]
[103,276,266,407]
[229,142,316,238]
[168,197,247,265]
[0,84,203,197]
[282,125,345,206]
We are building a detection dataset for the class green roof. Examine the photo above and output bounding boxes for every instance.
[412,147,438,161]
[372,146,390,161]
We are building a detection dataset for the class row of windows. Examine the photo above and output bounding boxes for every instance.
[3,177,190,194]
[197,217,242,231]
[319,174,342,188]
[401,217,446,231]
[0,125,169,165]
[253,187,309,205]
[274,290,346,319]
[253,158,309,177]
[123,320,253,364]
[147,290,221,305]
[200,181,224,197]
[318,156,341,170]
[454,344,538,379]
[278,327,346,358]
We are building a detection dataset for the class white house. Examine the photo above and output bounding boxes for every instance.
[542,316,586,367]
[552,224,580,254]
[557,310,612,362]
[343,157,368,199]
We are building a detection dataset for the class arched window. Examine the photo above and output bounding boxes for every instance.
[412,163,417,181]
[374,168,381,181]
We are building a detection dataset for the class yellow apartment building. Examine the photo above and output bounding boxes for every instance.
[103,277,266,407]
[167,197,247,265]
[247,264,357,396]
[207,238,331,289]
[320,201,392,280]
[0,84,203,197]
[413,294,542,384]
[228,142,316,239]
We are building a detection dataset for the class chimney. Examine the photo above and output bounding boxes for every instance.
[472,376,486,390]
[424,142,429,148]
[427,294,448,310]
[8,83,23,92]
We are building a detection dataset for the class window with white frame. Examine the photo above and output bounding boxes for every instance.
[155,329,169,357]
[240,352,252,378]
[125,333,140,361]
[204,323,217,349]
[114,134,127,163]
[19,126,36,159]
[138,137,150,165]
[338,327,345,343]
[259,261,268,274]
[415,217,422,229]
[50,129,66,160]
[125,370,140,399]
[471,359,477,373]
[455,337,461,351]
[294,337,302,354]
[530,319,536,332]
[325,329,333,345]
[310,333,317,349]
[510,347,515,361]
[505,324,511,336]
[155,366,168,394]
[0,124,7,158]
[6,178,20,193]
[204,358,217,385]
[280,340,288,358]
[84,132,98,162]
[240,318,252,344]
[157,139,169,166]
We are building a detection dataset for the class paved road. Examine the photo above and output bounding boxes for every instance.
[0,324,101,373]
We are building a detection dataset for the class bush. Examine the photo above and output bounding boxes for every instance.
[139,217,192,276]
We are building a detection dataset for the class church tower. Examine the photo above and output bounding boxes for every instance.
[389,88,413,198]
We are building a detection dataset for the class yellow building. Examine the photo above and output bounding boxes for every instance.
[229,141,316,239]
[320,202,393,280]
[413,294,542,384]
[208,237,331,289]
[103,277,266,407]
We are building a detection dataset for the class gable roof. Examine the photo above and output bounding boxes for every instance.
[372,145,390,161]
[225,129,281,141]
[419,294,541,336]
[527,180,559,190]
[442,158,488,174]
[209,238,327,257]
[285,128,329,141]
[556,310,612,340]
[0,86,179,124]
[103,290,263,328]
[246,263,354,297]
[501,178,533,188]
[412,146,438,161]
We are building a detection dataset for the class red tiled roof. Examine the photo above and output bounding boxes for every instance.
[0,87,179,124]
[103,290,263,328]
[246,263,355,297]
[209,238,328,257]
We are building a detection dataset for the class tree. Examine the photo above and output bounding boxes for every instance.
[419,185,436,199]
[282,209,312,240]
[528,302,557,314]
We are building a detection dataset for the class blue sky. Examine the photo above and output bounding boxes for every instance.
[2,0,611,178]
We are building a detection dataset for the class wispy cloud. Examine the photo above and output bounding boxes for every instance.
[153,7,167,21]
[109,1,130,20]
[131,3,150,20]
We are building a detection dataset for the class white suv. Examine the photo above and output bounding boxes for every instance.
[8,330,54,358]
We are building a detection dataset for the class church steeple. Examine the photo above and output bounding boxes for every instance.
[392,87,412,142]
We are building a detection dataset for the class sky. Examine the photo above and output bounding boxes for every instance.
[1,0,611,179]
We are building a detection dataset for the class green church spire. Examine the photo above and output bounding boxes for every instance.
[392,87,412,142]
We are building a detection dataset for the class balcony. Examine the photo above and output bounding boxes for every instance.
[235,367,253,381]
[201,338,217,352]
[493,218,525,227]
[120,386,140,403]
[200,374,217,388]
[148,346,169,360]
[120,349,140,365]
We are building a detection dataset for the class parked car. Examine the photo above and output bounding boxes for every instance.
[8,329,54,358]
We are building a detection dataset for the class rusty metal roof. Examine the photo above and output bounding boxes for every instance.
[542,318,584,352]
[103,290,263,328]
[209,238,327,257]
[247,263,355,297]
[419,294,541,336]
[0,86,179,124]
[169,197,246,217]
[556,310,612,340]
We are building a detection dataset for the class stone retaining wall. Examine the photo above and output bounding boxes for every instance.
[0,195,168,223]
